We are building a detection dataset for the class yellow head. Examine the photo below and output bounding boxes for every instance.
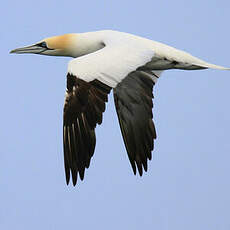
[10,34,77,57]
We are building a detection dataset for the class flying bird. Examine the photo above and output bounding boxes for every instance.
[10,30,229,186]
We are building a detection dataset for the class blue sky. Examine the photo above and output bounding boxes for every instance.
[1,0,230,229]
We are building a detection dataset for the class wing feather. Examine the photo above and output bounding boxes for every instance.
[68,45,155,88]
[64,41,160,183]
[113,70,156,176]
[63,73,111,185]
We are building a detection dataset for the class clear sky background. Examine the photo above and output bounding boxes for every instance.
[1,0,230,229]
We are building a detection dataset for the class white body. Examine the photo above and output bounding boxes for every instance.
[66,30,229,87]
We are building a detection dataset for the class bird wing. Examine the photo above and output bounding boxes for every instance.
[63,74,111,185]
[67,44,155,87]
[113,70,157,176]
[64,44,156,185]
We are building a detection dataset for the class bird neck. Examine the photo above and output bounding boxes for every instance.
[69,32,105,58]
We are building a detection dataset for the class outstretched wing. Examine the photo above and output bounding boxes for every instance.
[63,73,111,185]
[113,70,158,176]
[64,40,161,185]
[67,45,155,88]
[64,43,156,185]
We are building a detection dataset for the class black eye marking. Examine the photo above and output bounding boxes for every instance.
[37,41,48,48]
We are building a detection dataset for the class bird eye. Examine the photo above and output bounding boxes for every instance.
[37,42,48,48]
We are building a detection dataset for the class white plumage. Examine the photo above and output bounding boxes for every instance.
[10,30,229,186]
[68,31,229,87]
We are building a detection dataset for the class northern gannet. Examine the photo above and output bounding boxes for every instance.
[10,30,229,186]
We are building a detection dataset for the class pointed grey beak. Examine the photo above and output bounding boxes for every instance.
[10,44,46,54]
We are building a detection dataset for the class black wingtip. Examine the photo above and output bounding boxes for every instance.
[138,169,143,177]
[136,162,143,177]
[143,160,148,172]
[65,169,70,185]
[66,176,70,186]
[130,160,137,175]
[79,169,85,181]
[147,152,152,160]
[71,172,78,186]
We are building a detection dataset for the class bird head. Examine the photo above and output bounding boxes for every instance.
[10,34,77,57]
